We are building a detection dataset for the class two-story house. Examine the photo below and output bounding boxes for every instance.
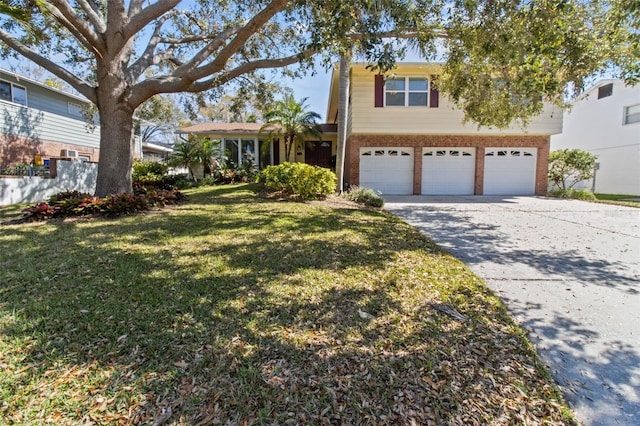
[179,62,564,195]
[551,79,640,196]
[328,63,562,195]
[0,68,142,170]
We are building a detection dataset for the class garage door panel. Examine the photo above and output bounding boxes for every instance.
[421,148,475,195]
[483,148,537,195]
[360,148,413,195]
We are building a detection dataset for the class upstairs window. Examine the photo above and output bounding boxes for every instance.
[68,102,84,117]
[624,104,640,125]
[385,77,429,107]
[597,83,613,99]
[0,80,27,106]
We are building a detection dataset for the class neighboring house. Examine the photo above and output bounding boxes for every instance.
[551,79,640,195]
[142,141,174,162]
[179,62,564,195]
[0,68,142,170]
[175,122,337,170]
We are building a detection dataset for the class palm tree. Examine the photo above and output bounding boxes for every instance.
[167,138,201,181]
[260,95,322,163]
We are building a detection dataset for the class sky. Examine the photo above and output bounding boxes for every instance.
[282,68,333,122]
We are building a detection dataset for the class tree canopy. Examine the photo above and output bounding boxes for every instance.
[0,0,635,195]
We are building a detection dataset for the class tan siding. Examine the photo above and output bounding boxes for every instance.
[349,67,563,136]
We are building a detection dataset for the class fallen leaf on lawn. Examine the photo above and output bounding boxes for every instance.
[358,309,375,320]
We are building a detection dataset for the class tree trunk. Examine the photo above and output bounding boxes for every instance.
[335,53,351,193]
[285,134,293,162]
[94,77,136,197]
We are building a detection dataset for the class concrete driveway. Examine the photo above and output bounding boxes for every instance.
[384,196,640,426]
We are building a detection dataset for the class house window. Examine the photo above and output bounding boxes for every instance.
[0,80,27,106]
[68,102,84,117]
[597,83,613,99]
[385,77,429,107]
[624,104,640,125]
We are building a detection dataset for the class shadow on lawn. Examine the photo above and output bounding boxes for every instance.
[0,186,569,424]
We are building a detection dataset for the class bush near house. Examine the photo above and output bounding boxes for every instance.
[342,186,385,208]
[259,162,337,200]
[132,159,169,181]
[547,188,597,201]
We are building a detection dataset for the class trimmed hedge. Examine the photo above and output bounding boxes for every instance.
[259,162,337,200]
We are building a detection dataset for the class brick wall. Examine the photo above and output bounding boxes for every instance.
[0,135,100,167]
[347,134,550,195]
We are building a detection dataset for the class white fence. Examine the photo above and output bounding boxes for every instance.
[0,159,97,205]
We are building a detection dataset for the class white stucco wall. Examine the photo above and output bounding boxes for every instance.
[0,159,97,205]
[551,80,640,195]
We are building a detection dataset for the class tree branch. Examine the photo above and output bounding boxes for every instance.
[189,49,316,92]
[185,0,290,81]
[172,25,242,77]
[127,13,174,80]
[75,0,106,33]
[123,0,180,41]
[127,0,145,17]
[0,29,96,102]
[48,0,105,53]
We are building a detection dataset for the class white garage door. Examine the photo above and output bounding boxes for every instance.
[359,147,414,194]
[422,148,476,195]
[483,148,537,195]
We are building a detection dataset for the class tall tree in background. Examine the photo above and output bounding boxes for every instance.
[0,0,634,195]
[261,95,321,163]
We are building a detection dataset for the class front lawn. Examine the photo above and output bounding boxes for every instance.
[0,185,574,424]
[594,193,640,208]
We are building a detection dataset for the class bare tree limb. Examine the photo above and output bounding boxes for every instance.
[127,13,174,80]
[185,0,290,81]
[189,49,316,92]
[48,0,105,52]
[127,0,145,17]
[172,25,242,77]
[123,0,180,41]
[0,28,96,102]
[76,0,106,33]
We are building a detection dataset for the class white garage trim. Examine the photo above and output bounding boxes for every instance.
[359,147,414,195]
[422,147,476,195]
[483,148,537,195]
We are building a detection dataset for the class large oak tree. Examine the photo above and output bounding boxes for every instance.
[0,0,634,195]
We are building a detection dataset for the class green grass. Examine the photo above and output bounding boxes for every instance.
[0,184,575,424]
[594,193,640,208]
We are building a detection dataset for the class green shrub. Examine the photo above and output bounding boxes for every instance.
[259,162,336,200]
[132,159,168,181]
[343,186,385,208]
[548,188,597,201]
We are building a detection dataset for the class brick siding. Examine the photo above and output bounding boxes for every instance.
[0,135,100,167]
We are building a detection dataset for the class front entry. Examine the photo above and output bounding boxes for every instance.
[305,141,333,169]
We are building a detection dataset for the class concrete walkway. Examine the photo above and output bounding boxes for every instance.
[384,196,640,426]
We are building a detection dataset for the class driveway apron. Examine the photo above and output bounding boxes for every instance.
[384,196,640,426]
